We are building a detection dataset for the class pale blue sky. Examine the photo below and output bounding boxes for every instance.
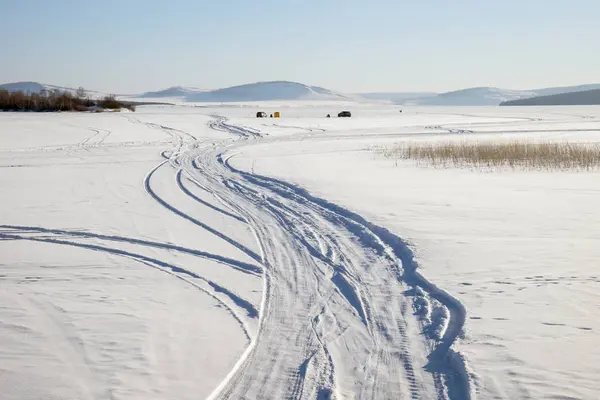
[1,0,599,93]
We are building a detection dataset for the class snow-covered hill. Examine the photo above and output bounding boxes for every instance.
[406,87,534,106]
[397,84,600,106]
[358,92,438,104]
[0,81,109,99]
[0,81,46,93]
[137,86,207,99]
[137,81,354,103]
[6,80,600,106]
[184,81,352,102]
[501,88,600,106]
[534,83,600,97]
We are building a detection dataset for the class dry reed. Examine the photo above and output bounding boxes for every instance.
[375,141,600,171]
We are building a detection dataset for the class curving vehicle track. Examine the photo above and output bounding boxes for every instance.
[156,115,472,399]
[2,113,472,400]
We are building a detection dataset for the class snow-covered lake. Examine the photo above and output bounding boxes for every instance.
[1,104,599,399]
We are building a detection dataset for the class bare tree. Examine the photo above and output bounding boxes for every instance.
[0,89,10,109]
[0,87,134,112]
[76,86,86,100]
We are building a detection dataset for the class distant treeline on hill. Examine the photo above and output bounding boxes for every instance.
[0,88,136,112]
[501,89,600,106]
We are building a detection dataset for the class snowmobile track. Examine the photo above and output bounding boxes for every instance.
[183,115,474,399]
[0,231,255,335]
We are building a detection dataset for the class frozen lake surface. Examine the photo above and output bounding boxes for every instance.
[1,104,599,399]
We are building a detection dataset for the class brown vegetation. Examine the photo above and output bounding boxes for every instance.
[0,89,135,112]
[99,94,133,110]
[375,141,600,171]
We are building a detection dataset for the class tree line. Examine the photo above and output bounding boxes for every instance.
[0,87,135,112]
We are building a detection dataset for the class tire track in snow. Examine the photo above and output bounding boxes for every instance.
[0,232,257,331]
[176,169,246,222]
[191,115,474,399]
[80,128,101,145]
[168,117,441,399]
[214,163,415,399]
[0,224,261,276]
[223,157,472,399]
[223,160,417,398]
[208,115,262,138]
[83,113,471,399]
[232,180,371,330]
[185,152,339,399]
[144,161,262,264]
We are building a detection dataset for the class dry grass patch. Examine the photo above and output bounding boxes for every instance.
[375,141,600,171]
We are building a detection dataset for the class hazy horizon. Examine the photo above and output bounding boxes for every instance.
[1,0,599,94]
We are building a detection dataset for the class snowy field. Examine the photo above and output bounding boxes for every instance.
[1,104,599,399]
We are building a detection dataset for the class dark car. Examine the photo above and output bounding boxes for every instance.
[256,111,267,118]
[338,111,351,117]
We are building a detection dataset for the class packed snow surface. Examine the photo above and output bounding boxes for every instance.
[1,104,599,400]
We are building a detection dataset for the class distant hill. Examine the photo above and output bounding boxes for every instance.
[5,80,600,106]
[358,92,437,103]
[500,89,600,106]
[0,81,46,93]
[137,81,353,102]
[533,83,600,97]
[398,84,600,106]
[0,81,109,99]
[184,81,352,102]
[407,87,535,106]
[137,86,206,98]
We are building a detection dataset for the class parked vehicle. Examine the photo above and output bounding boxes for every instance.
[256,111,267,118]
[338,111,351,117]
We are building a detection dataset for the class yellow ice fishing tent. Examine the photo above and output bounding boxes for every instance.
[274,111,280,118]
